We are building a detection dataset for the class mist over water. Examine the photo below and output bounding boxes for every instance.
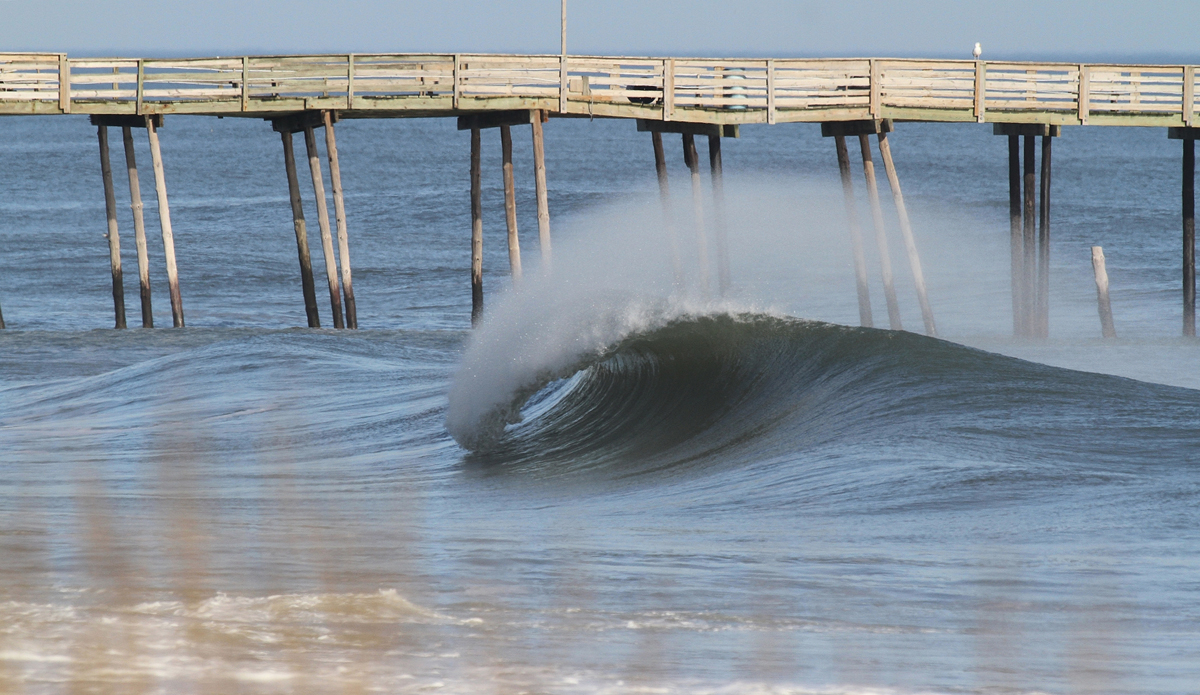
[1,114,1199,693]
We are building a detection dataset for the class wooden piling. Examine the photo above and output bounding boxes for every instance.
[835,134,872,327]
[1037,134,1052,339]
[1022,134,1037,338]
[683,133,711,294]
[304,124,344,329]
[500,124,523,283]
[1185,136,1195,337]
[323,111,357,329]
[530,110,552,265]
[282,131,320,328]
[877,131,936,337]
[858,133,901,330]
[1008,134,1023,337]
[652,131,683,284]
[122,126,152,327]
[1092,246,1116,338]
[98,125,126,329]
[145,116,184,328]
[708,134,731,295]
[471,126,484,326]
[0,301,4,329]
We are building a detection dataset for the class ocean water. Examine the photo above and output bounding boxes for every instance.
[0,112,1198,694]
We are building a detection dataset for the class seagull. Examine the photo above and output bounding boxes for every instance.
[973,42,982,59]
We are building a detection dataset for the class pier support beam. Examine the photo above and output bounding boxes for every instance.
[470,126,484,326]
[1008,134,1022,336]
[637,119,737,292]
[500,124,523,284]
[280,130,320,328]
[145,117,184,327]
[530,110,552,266]
[1092,246,1117,338]
[708,134,730,295]
[122,126,153,327]
[1022,134,1036,337]
[323,111,356,329]
[651,131,683,284]
[824,121,935,335]
[97,125,126,329]
[273,111,359,329]
[683,133,711,294]
[877,130,936,337]
[858,133,902,330]
[825,121,916,331]
[91,115,167,327]
[1169,127,1198,337]
[996,124,1059,338]
[833,133,873,327]
[457,111,552,321]
[1038,134,1053,339]
[303,124,344,329]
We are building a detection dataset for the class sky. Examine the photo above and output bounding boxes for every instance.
[2,0,1197,62]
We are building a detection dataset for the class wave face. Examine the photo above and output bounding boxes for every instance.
[450,312,1200,486]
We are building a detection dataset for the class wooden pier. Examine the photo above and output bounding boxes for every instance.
[2,52,1198,336]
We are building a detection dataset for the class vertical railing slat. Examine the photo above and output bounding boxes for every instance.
[974,60,986,123]
[766,59,776,124]
[453,54,461,109]
[1078,64,1090,125]
[136,59,144,115]
[241,56,249,111]
[1184,65,1195,127]
[663,58,675,121]
[869,59,880,118]
[58,54,71,113]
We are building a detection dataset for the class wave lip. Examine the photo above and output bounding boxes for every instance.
[447,309,886,463]
[448,306,1200,486]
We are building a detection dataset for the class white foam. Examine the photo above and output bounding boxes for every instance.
[444,192,804,449]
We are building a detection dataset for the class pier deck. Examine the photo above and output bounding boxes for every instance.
[2,53,1197,128]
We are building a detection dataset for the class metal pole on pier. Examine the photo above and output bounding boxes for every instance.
[97,125,127,329]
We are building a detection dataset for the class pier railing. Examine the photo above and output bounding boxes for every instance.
[2,53,1196,127]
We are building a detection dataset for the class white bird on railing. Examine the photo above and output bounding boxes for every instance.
[973,42,982,59]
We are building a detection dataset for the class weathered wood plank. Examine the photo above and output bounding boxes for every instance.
[146,116,183,327]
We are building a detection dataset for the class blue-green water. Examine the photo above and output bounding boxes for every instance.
[1,114,1198,693]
